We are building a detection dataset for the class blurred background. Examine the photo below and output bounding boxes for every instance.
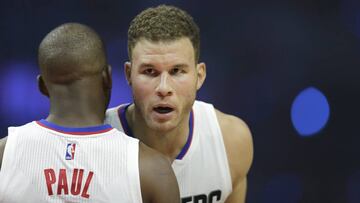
[0,0,359,202]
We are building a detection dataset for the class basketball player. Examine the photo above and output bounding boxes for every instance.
[0,23,179,203]
[105,5,254,203]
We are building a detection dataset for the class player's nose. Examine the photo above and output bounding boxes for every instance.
[155,72,173,97]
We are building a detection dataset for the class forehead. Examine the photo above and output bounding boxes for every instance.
[131,38,195,65]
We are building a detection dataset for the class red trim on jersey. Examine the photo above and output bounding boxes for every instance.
[36,121,113,135]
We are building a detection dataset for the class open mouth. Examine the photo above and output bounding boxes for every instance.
[153,106,174,114]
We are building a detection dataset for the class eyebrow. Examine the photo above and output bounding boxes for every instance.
[173,64,189,69]
[138,63,189,69]
[140,63,154,67]
[139,63,155,69]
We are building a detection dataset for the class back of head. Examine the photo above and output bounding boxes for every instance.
[128,5,200,62]
[38,23,107,84]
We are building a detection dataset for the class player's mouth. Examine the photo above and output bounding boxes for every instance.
[152,104,176,121]
[153,104,176,122]
[153,106,174,114]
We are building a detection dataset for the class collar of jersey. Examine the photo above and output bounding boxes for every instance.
[118,103,194,160]
[36,119,113,135]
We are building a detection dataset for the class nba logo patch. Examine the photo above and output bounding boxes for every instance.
[65,143,76,160]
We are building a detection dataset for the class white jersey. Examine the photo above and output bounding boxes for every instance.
[105,100,233,203]
[0,120,142,203]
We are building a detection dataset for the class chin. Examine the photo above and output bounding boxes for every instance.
[148,120,177,132]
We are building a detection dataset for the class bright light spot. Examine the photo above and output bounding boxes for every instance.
[291,87,330,137]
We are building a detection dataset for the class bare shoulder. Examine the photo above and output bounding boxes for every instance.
[0,136,7,169]
[138,142,173,175]
[215,109,253,184]
[138,142,180,203]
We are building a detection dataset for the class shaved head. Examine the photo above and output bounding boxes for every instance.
[38,23,107,84]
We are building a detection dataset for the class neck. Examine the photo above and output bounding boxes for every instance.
[47,85,106,127]
[126,104,191,161]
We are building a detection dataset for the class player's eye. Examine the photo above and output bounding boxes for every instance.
[143,68,157,76]
[170,68,184,75]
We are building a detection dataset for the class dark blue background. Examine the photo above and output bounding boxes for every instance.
[0,0,359,202]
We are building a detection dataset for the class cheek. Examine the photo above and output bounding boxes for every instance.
[132,87,151,104]
[174,76,198,99]
[131,77,153,101]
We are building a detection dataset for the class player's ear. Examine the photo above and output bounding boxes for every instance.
[102,65,112,109]
[196,62,206,90]
[124,62,132,86]
[37,75,49,97]
[102,64,112,90]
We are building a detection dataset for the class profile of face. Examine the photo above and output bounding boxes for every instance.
[126,37,206,132]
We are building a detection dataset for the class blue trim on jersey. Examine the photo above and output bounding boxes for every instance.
[37,119,113,134]
[118,104,134,138]
[118,104,194,160]
[176,111,194,160]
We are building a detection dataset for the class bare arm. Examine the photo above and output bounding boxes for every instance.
[0,136,7,170]
[139,142,180,203]
[216,110,254,203]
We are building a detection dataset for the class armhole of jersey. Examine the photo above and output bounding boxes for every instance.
[1,127,18,171]
[127,139,143,203]
[0,127,18,200]
[208,104,234,194]
[105,106,123,131]
[115,106,123,130]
